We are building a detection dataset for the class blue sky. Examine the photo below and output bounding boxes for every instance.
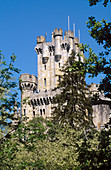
[0,0,111,84]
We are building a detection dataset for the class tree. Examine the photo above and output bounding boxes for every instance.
[0,51,21,168]
[86,0,111,96]
[8,117,47,169]
[88,0,110,7]
[76,1,111,169]
[77,117,111,170]
[52,51,94,130]
[0,51,20,129]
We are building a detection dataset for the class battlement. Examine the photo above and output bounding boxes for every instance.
[74,37,79,44]
[53,28,63,37]
[90,83,99,92]
[19,73,37,83]
[37,36,45,44]
[19,73,37,91]
[65,30,74,38]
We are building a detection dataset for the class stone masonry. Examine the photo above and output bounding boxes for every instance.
[19,28,111,130]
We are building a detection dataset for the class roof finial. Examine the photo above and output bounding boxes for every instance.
[45,32,47,42]
[68,16,70,31]
[78,29,80,43]
[73,23,75,37]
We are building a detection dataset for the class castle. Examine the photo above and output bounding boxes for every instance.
[19,28,111,130]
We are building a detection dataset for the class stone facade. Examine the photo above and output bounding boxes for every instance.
[19,28,111,130]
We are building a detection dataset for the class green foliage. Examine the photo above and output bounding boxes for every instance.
[86,1,111,96]
[0,52,21,168]
[75,1,111,169]
[0,52,20,128]
[40,124,80,169]
[77,120,111,170]
[88,0,110,7]
[87,17,111,54]
[1,1,111,168]
[78,43,111,96]
[52,51,94,130]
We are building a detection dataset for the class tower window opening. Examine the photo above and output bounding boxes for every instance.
[59,76,61,83]
[59,62,60,68]
[29,74,32,78]
[40,109,42,116]
[33,111,35,117]
[44,78,46,87]
[43,109,45,115]
[44,64,46,70]
[23,109,26,116]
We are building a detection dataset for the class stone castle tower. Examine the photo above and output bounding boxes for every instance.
[35,28,83,91]
[19,28,111,129]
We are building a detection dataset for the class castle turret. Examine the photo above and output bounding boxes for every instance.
[19,73,37,93]
[65,30,74,55]
[19,73,37,119]
[53,28,63,62]
[42,42,49,64]
[37,36,45,44]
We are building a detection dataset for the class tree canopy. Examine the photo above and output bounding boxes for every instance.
[52,51,94,130]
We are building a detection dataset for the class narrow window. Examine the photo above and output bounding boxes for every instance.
[44,78,46,87]
[59,76,61,83]
[40,109,42,116]
[29,74,32,78]
[43,109,45,115]
[33,111,35,117]
[23,109,26,116]
[59,62,60,68]
[44,64,46,70]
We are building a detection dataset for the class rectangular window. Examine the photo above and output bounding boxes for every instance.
[23,109,26,116]
[43,109,45,115]
[33,111,35,117]
[29,75,32,78]
[44,78,46,87]
[40,109,42,116]
[59,76,61,83]
[44,64,46,70]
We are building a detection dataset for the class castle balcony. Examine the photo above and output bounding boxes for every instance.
[55,55,61,62]
[42,57,49,64]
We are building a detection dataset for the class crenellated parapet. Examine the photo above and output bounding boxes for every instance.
[65,30,74,38]
[19,73,37,92]
[53,28,63,37]
[35,28,81,62]
[74,37,79,44]
[37,36,45,44]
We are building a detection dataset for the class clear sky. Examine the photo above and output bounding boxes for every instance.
[0,0,111,84]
